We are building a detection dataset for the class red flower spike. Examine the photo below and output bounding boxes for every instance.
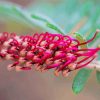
[0,31,99,77]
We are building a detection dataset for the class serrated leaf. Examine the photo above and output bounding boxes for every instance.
[96,71,100,84]
[72,68,92,94]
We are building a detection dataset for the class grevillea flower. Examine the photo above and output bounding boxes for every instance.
[0,31,99,77]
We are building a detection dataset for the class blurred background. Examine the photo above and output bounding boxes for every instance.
[0,0,100,100]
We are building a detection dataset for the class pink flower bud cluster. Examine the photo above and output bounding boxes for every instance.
[0,32,99,77]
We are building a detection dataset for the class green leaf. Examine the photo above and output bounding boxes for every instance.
[28,0,100,33]
[31,13,65,34]
[0,3,65,34]
[72,68,92,94]
[96,71,100,84]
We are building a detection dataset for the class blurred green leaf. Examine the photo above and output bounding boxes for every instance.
[96,71,100,84]
[28,0,100,35]
[31,13,65,34]
[0,3,65,33]
[0,4,36,29]
[73,32,93,94]
[72,68,92,94]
